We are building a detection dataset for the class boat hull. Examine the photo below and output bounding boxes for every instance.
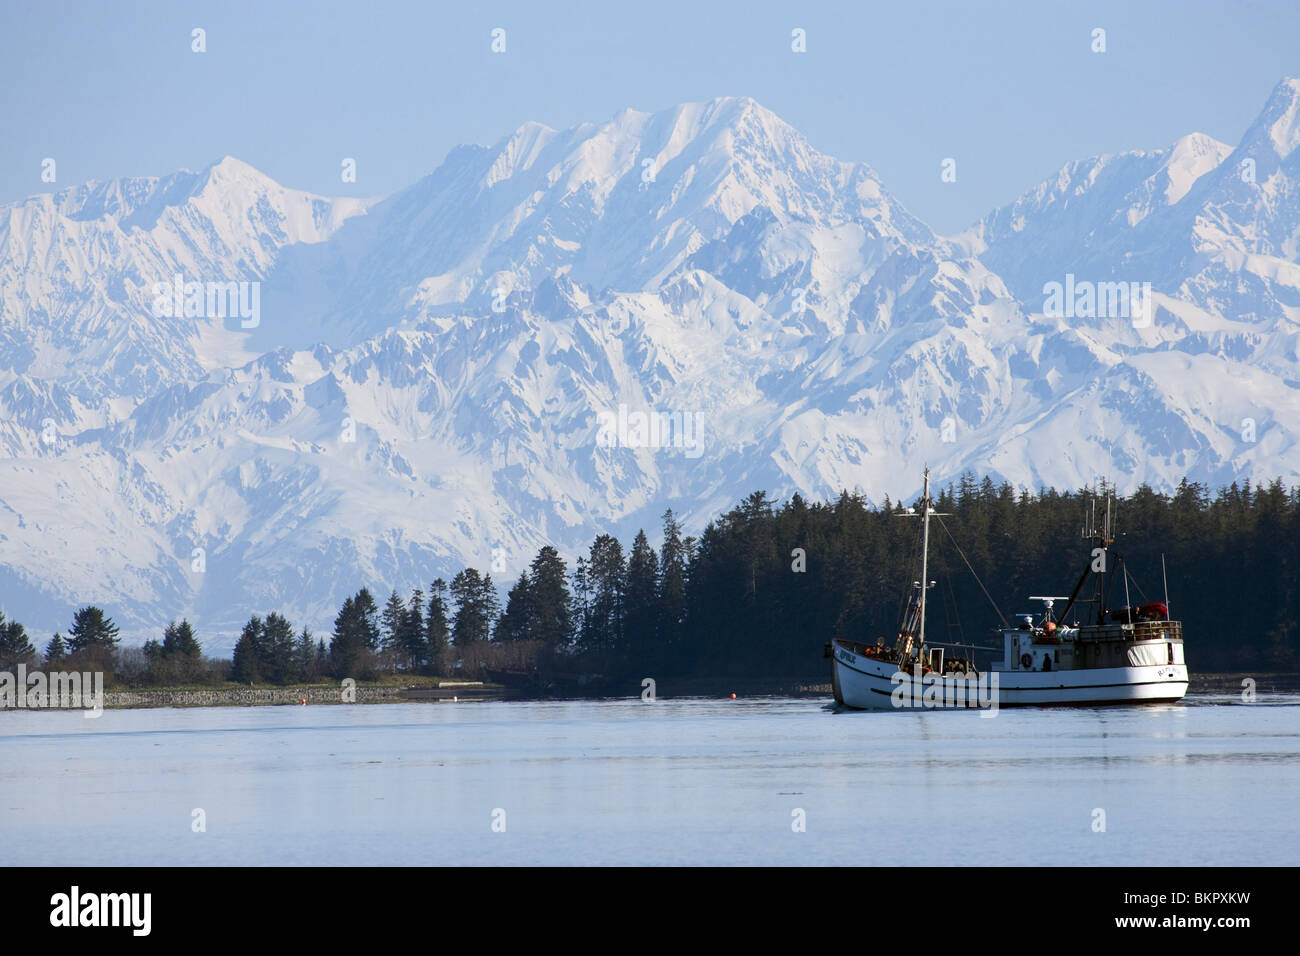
[831,640,1188,710]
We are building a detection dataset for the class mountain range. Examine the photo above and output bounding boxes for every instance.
[3,80,1299,650]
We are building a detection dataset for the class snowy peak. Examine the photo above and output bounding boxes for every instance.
[0,156,369,408]
[35,157,285,228]
[182,155,369,246]
[1161,132,1232,203]
[973,77,1300,308]
[49,170,202,223]
[199,155,274,188]
[477,96,909,231]
[18,154,368,244]
[482,122,563,187]
[1243,76,1300,159]
[313,96,933,339]
[653,95,807,164]
[975,131,1228,239]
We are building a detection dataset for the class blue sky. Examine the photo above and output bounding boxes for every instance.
[3,0,1298,233]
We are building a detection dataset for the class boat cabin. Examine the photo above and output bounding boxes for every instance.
[997,618,1185,672]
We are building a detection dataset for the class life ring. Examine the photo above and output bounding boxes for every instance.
[1020,653,1033,669]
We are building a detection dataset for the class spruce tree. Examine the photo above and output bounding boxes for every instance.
[44,633,68,669]
[658,510,687,663]
[262,613,297,684]
[624,530,659,674]
[0,612,36,669]
[426,579,452,675]
[66,606,120,653]
[450,568,496,645]
[528,546,572,650]
[398,588,427,671]
[330,596,356,677]
[64,606,119,672]
[330,590,379,679]
[162,620,202,659]
[298,628,317,682]
[480,575,502,639]
[496,572,533,642]
[231,619,262,683]
[572,556,591,644]
[355,589,381,651]
[381,590,406,666]
[581,534,625,658]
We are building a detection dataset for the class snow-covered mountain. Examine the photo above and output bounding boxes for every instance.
[2,84,1299,650]
[959,76,1300,494]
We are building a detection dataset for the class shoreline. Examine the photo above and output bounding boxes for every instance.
[3,673,1295,712]
[99,679,505,709]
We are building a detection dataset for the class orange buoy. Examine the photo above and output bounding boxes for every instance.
[300,698,306,706]
[730,693,736,699]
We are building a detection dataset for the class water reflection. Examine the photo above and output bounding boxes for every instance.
[0,694,1296,865]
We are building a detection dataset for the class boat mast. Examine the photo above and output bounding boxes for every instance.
[1101,491,1114,623]
[897,468,947,662]
[918,467,932,652]
[1086,486,1116,625]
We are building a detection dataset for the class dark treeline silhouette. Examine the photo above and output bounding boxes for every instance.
[315,475,1297,679]
[242,474,1300,681]
[2,474,1295,688]
[0,605,219,685]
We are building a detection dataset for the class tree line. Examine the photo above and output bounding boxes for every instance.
[2,475,1297,686]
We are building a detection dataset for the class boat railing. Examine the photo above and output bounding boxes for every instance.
[1077,620,1183,643]
[830,637,896,661]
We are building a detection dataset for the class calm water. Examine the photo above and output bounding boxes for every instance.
[2,695,1297,865]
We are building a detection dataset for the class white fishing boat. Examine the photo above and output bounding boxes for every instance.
[829,469,1189,710]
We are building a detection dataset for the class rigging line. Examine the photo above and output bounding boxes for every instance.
[941,572,964,642]
[1127,566,1152,604]
[895,514,925,626]
[934,514,1011,630]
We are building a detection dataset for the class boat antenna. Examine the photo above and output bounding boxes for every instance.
[1162,553,1170,618]
[1122,558,1133,625]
